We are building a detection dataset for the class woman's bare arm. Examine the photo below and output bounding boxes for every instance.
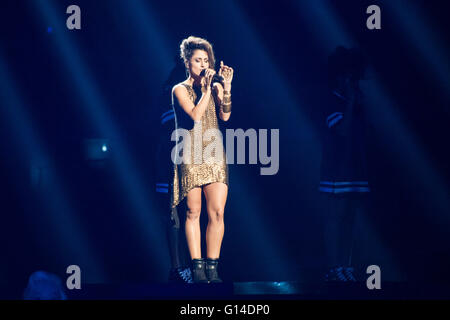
[173,84,211,122]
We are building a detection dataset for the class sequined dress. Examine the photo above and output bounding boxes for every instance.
[170,83,229,208]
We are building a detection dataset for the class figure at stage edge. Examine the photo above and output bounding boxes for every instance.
[319,46,370,282]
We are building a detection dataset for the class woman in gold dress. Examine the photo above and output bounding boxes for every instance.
[170,36,234,283]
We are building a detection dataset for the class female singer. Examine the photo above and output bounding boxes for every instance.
[170,36,234,283]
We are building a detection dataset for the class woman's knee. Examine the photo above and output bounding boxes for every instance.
[186,206,201,221]
[186,188,202,221]
[208,205,225,223]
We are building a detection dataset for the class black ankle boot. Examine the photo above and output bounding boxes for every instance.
[191,259,209,283]
[205,258,223,283]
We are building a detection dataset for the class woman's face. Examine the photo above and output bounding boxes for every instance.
[187,49,209,77]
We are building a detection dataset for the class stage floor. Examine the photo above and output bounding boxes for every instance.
[63,281,450,300]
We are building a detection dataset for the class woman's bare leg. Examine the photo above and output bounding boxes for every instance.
[203,182,228,259]
[185,187,202,259]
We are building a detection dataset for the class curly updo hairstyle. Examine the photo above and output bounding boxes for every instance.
[180,36,216,71]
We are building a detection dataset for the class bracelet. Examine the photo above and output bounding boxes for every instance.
[222,102,232,113]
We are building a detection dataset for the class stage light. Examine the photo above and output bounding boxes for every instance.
[84,138,110,160]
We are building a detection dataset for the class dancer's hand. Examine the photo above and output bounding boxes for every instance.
[219,61,233,89]
[201,68,216,91]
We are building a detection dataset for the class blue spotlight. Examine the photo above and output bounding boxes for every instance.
[47,27,52,33]
[102,144,108,152]
[32,0,173,273]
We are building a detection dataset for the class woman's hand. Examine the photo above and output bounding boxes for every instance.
[200,68,216,92]
[219,61,233,90]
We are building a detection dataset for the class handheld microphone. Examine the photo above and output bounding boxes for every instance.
[200,69,224,86]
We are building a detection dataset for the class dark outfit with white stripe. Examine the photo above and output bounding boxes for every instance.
[320,90,370,270]
[320,90,369,194]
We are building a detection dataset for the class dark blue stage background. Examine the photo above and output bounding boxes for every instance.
[0,0,449,298]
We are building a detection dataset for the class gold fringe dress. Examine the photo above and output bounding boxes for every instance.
[170,83,229,209]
